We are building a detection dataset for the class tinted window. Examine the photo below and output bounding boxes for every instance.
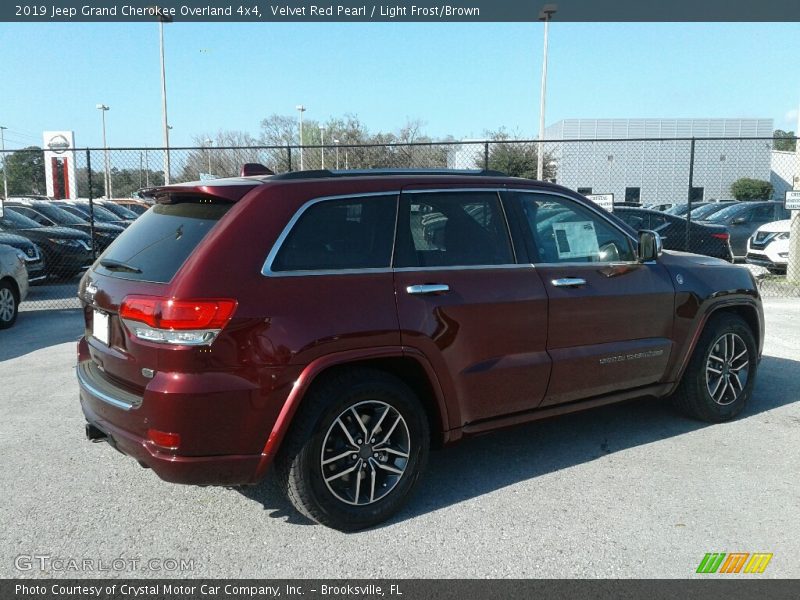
[394,192,513,268]
[750,204,776,222]
[35,203,88,225]
[707,203,746,222]
[0,209,42,229]
[512,192,635,263]
[94,200,232,283]
[8,206,52,226]
[272,195,397,272]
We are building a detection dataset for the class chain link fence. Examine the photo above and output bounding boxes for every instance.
[1,136,798,311]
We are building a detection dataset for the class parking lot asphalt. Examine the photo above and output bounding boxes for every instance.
[0,299,798,579]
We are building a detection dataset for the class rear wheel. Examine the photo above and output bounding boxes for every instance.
[275,368,429,531]
[671,313,757,422]
[0,281,19,329]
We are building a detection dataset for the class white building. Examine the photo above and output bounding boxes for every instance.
[543,118,775,204]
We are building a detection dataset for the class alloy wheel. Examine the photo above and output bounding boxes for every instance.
[320,400,411,506]
[0,288,15,323]
[705,332,749,406]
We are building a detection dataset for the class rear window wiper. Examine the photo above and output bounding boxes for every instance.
[99,258,143,273]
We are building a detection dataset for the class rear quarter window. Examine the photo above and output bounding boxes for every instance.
[94,201,231,283]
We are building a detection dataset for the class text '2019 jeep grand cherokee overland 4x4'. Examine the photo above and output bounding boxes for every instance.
[77,169,764,530]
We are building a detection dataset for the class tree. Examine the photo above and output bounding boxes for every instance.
[477,129,557,180]
[773,129,796,152]
[730,178,773,201]
[4,146,46,196]
[178,131,262,182]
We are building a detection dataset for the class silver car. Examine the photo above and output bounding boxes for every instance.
[0,243,29,328]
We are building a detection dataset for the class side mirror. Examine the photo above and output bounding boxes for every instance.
[732,216,747,225]
[638,230,663,262]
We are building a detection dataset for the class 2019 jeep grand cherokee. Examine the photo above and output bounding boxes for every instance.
[77,169,763,530]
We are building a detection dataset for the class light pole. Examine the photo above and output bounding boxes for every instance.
[0,126,8,199]
[319,125,325,169]
[537,3,557,181]
[333,138,340,169]
[205,138,213,174]
[96,104,112,198]
[159,13,172,184]
[788,103,800,283]
[296,105,306,170]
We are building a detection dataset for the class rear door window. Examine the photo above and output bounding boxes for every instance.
[394,191,514,268]
[271,195,397,272]
[93,201,232,283]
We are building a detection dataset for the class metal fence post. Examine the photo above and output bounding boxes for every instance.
[86,148,96,261]
[685,137,696,252]
[287,145,293,172]
[484,142,490,170]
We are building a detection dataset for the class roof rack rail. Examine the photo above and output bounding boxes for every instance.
[270,168,509,180]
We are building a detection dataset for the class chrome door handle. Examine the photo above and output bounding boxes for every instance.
[551,278,586,288]
[406,284,450,295]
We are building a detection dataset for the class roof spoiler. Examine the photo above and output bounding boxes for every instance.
[240,163,275,177]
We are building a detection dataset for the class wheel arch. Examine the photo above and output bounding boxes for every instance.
[253,347,453,482]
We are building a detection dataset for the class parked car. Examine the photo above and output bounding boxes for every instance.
[0,231,47,284]
[699,201,791,260]
[644,203,675,212]
[0,209,92,280]
[687,201,738,221]
[665,202,711,217]
[746,220,791,274]
[95,200,141,221]
[54,200,133,229]
[0,243,29,329]
[613,208,732,261]
[4,200,125,252]
[77,168,763,531]
[111,199,150,216]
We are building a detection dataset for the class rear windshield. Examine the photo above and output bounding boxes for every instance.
[93,201,231,283]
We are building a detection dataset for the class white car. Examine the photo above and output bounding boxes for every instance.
[0,243,29,329]
[745,219,791,274]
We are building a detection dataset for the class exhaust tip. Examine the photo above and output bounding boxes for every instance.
[85,423,108,443]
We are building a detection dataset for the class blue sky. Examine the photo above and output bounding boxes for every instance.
[0,21,797,149]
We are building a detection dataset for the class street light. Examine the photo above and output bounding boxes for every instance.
[158,12,173,184]
[205,138,213,174]
[296,105,306,170]
[537,3,557,181]
[319,125,325,169]
[0,126,8,199]
[96,104,112,198]
[333,138,340,169]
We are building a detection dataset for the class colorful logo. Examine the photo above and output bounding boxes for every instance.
[696,552,773,574]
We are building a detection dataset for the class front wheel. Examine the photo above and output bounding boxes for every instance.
[671,313,757,422]
[274,368,430,531]
[0,281,19,329]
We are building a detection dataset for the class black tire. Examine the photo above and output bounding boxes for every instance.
[274,368,429,531]
[0,280,19,329]
[671,313,757,422]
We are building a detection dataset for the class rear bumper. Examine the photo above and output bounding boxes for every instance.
[80,398,264,485]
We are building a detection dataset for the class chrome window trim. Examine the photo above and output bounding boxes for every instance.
[261,191,400,277]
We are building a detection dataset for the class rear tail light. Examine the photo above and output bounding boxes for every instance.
[711,233,730,241]
[147,429,180,450]
[120,296,237,346]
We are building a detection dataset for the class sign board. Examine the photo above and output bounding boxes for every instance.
[586,193,614,212]
[785,190,800,211]
[43,130,78,199]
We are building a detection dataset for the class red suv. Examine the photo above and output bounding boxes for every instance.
[77,169,763,530]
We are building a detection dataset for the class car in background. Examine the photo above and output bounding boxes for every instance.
[0,243,29,329]
[665,202,711,217]
[746,220,791,274]
[0,209,92,280]
[4,200,125,252]
[699,201,791,261]
[614,207,733,261]
[112,199,150,216]
[644,203,675,211]
[686,201,737,221]
[0,231,46,284]
[54,200,133,229]
[97,200,140,221]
